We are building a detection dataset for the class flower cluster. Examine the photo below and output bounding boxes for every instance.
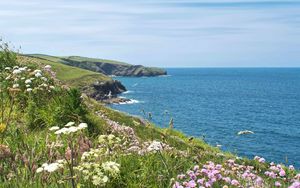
[173,156,300,188]
[36,160,66,173]
[76,151,120,186]
[49,122,88,135]
[3,65,56,94]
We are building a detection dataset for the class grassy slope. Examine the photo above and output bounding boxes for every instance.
[26,54,166,76]
[3,55,298,188]
[27,54,130,66]
[19,55,111,87]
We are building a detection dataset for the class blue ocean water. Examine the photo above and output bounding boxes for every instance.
[111,68,300,168]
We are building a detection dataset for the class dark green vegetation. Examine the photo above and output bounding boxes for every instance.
[1,43,299,188]
[26,54,167,77]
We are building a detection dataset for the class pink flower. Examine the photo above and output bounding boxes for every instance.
[258,158,266,163]
[173,182,183,188]
[275,181,281,187]
[279,169,286,177]
[197,178,205,185]
[255,177,263,186]
[289,165,295,171]
[177,174,185,180]
[289,181,300,188]
[186,180,196,187]
[223,177,231,183]
[231,179,239,186]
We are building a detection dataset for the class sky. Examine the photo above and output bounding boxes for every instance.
[1,0,300,67]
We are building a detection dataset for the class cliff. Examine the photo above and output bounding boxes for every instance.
[26,54,167,77]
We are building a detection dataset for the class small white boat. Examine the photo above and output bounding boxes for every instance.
[237,130,254,135]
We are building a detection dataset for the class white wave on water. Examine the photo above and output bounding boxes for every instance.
[158,75,171,77]
[123,90,134,94]
[132,83,138,87]
[118,99,142,105]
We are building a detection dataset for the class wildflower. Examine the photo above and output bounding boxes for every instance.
[231,179,239,186]
[108,134,115,140]
[44,65,51,69]
[44,162,62,172]
[36,167,44,173]
[289,181,300,188]
[186,180,196,187]
[275,181,281,187]
[35,72,42,78]
[78,123,88,129]
[26,88,33,92]
[25,79,32,84]
[4,67,11,70]
[102,161,120,177]
[258,158,265,163]
[12,69,21,74]
[289,165,295,171]
[0,123,6,133]
[12,84,19,88]
[147,140,163,152]
[49,126,60,131]
[49,86,55,89]
[279,169,286,177]
[26,84,31,88]
[41,77,47,81]
[68,126,79,133]
[65,122,75,127]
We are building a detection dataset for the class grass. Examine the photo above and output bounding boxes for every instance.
[18,55,110,83]
[1,46,299,188]
[27,54,130,66]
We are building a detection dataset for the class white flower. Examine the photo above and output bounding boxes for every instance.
[78,123,88,129]
[19,67,27,71]
[55,127,69,135]
[147,141,163,152]
[36,167,44,173]
[35,72,42,78]
[65,122,75,127]
[68,126,79,133]
[108,134,115,140]
[13,66,19,69]
[41,77,47,81]
[26,88,33,92]
[12,69,21,74]
[102,161,120,176]
[25,79,32,84]
[49,126,60,131]
[49,86,55,89]
[45,65,52,69]
[26,84,31,88]
[44,162,61,173]
[12,84,19,88]
[34,69,42,73]
[4,67,11,70]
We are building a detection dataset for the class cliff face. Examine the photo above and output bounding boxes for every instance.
[81,80,127,101]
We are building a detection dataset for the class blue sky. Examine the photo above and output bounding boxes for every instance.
[1,0,300,67]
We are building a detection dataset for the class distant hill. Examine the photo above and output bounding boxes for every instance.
[26,54,167,77]
[18,55,126,101]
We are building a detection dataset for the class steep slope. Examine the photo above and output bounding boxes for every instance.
[18,55,126,100]
[26,54,167,77]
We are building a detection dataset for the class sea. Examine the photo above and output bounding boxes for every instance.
[111,68,300,168]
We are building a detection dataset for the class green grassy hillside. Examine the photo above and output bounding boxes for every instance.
[1,46,299,188]
[26,54,167,77]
